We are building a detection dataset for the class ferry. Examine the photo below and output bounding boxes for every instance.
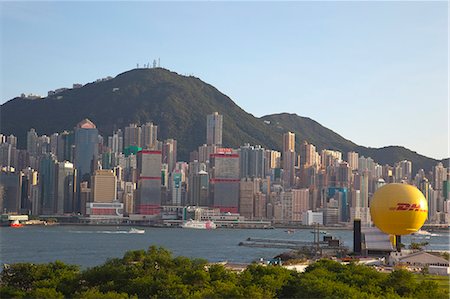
[181,220,217,230]
[10,220,23,228]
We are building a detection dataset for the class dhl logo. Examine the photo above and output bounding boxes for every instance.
[389,203,427,213]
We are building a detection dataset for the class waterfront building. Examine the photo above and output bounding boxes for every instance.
[91,169,117,203]
[189,163,209,206]
[170,170,182,206]
[0,170,22,214]
[292,188,309,222]
[206,112,223,146]
[302,210,323,225]
[39,154,58,215]
[209,149,239,213]
[136,150,162,215]
[56,161,75,214]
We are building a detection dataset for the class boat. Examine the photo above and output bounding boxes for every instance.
[181,220,217,229]
[412,230,438,237]
[128,228,145,234]
[10,220,23,228]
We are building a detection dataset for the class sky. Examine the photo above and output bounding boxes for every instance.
[0,1,448,160]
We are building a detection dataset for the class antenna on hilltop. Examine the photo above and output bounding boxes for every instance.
[137,63,139,69]
[153,59,157,68]
[158,58,160,67]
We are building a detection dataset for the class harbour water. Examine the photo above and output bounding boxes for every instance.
[1,225,448,268]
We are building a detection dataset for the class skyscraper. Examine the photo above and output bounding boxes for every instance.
[136,150,162,215]
[74,119,99,182]
[206,112,223,146]
[209,149,239,213]
[141,122,158,149]
[282,132,296,188]
[124,124,142,148]
[74,119,99,213]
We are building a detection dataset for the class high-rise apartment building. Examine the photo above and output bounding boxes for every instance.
[282,132,296,188]
[239,144,265,179]
[206,112,223,146]
[162,139,177,172]
[141,122,158,149]
[124,124,142,148]
[347,151,359,171]
[27,128,39,157]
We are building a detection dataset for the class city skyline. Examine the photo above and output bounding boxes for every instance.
[0,1,447,160]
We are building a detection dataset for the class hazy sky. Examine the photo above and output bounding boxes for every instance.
[0,1,448,160]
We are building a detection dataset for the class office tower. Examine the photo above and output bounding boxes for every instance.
[171,170,182,206]
[136,150,162,215]
[108,129,123,154]
[141,122,158,149]
[39,154,58,215]
[0,170,22,214]
[27,128,39,157]
[162,139,177,172]
[92,169,117,203]
[209,149,239,213]
[206,112,223,146]
[292,189,309,221]
[327,187,349,222]
[56,161,75,214]
[57,131,74,163]
[239,144,265,179]
[347,151,359,171]
[254,192,267,220]
[73,119,99,213]
[124,124,142,148]
[74,119,99,183]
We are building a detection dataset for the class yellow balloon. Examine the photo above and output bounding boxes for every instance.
[370,183,428,235]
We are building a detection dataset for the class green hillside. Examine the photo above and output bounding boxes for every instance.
[0,68,443,172]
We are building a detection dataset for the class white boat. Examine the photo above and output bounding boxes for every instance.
[412,229,438,237]
[129,228,145,234]
[181,220,217,229]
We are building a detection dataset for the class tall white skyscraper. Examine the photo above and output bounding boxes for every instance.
[206,112,223,146]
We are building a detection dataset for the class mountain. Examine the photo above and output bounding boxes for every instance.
[1,68,280,160]
[0,68,443,172]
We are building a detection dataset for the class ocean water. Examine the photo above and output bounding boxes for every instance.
[1,225,448,268]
